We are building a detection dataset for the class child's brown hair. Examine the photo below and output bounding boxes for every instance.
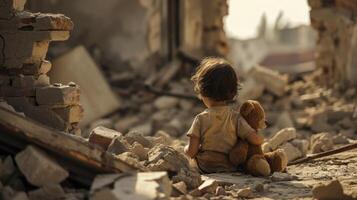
[191,57,238,101]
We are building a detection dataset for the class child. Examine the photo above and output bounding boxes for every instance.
[184,58,264,173]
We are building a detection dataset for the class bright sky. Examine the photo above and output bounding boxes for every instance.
[225,0,310,39]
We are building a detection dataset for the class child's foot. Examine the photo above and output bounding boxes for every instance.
[246,155,271,176]
[264,149,288,172]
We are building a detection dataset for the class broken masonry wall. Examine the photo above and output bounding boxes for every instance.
[180,0,229,57]
[309,0,357,86]
[27,0,163,74]
[0,0,83,134]
[201,0,229,56]
[28,0,230,69]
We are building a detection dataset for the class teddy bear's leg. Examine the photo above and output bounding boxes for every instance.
[264,149,288,173]
[229,140,249,166]
[246,154,271,176]
[247,144,264,158]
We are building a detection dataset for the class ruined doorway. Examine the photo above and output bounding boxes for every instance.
[162,0,181,62]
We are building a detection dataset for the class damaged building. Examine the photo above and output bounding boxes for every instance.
[0,0,357,199]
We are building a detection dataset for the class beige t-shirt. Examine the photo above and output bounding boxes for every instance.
[187,105,255,154]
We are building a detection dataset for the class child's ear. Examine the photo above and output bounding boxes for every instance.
[240,101,254,116]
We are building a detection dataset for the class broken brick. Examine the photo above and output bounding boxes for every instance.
[52,104,84,123]
[88,126,122,150]
[36,84,80,106]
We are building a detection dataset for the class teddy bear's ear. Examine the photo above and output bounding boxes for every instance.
[240,101,254,116]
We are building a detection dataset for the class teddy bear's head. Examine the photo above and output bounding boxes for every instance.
[240,100,267,130]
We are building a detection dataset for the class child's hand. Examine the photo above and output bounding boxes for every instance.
[184,137,200,158]
[246,132,264,145]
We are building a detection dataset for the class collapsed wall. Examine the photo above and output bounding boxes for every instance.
[0,0,83,133]
[309,0,357,86]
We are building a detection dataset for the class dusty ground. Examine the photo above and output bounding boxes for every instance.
[195,148,357,200]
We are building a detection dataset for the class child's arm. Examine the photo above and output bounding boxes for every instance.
[246,132,264,145]
[184,136,200,158]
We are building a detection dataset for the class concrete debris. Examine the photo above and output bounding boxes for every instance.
[15,146,69,187]
[280,142,303,162]
[129,122,153,136]
[113,115,140,133]
[107,136,130,155]
[215,186,226,196]
[312,179,355,200]
[124,131,153,148]
[88,126,122,150]
[172,169,202,190]
[130,142,149,161]
[311,132,334,153]
[238,77,265,102]
[271,172,297,182]
[291,139,310,155]
[90,172,172,200]
[146,145,189,172]
[28,184,65,200]
[198,179,218,194]
[237,187,253,198]
[154,96,179,110]
[249,65,288,97]
[267,127,297,151]
[332,133,350,144]
[275,112,294,129]
[173,181,188,195]
[49,46,121,127]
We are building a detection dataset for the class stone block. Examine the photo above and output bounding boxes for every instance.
[91,172,172,200]
[36,84,80,106]
[49,46,120,127]
[15,145,69,187]
[198,179,218,194]
[17,12,74,31]
[249,65,288,97]
[52,104,83,123]
[268,127,297,150]
[311,132,334,153]
[6,96,70,131]
[107,136,130,155]
[280,142,302,162]
[88,126,122,150]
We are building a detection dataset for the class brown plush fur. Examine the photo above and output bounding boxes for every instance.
[229,140,248,166]
[264,149,288,172]
[229,100,287,176]
[246,154,271,176]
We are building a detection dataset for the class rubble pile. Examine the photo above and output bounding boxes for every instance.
[88,127,202,190]
[0,0,83,134]
[0,146,87,200]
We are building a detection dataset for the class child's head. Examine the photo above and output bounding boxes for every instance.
[240,100,267,130]
[191,57,238,103]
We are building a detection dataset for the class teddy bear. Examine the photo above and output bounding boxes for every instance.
[229,100,288,176]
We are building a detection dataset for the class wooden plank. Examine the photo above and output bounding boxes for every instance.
[49,46,121,127]
[0,107,143,181]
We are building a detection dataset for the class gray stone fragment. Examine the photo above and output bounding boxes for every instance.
[15,145,69,187]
